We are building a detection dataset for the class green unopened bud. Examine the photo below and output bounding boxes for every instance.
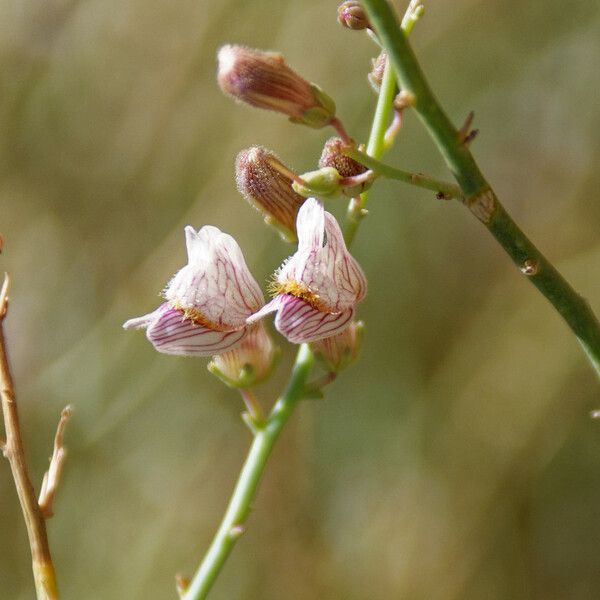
[217,45,336,128]
[337,1,370,30]
[236,146,305,242]
[292,167,342,199]
[208,324,279,388]
[311,321,363,373]
[368,51,387,94]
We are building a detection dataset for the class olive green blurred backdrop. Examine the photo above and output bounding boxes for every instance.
[1,0,600,598]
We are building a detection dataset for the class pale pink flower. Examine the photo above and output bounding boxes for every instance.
[123,226,264,356]
[249,198,366,343]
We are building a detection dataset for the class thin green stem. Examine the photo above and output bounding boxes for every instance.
[361,0,600,374]
[182,345,314,600]
[343,147,462,199]
[344,1,422,245]
[344,57,396,246]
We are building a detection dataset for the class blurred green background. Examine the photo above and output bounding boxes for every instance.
[1,0,600,598]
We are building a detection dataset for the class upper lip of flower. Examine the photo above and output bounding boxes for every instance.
[164,225,265,331]
[273,197,366,313]
[123,225,265,356]
[247,198,366,344]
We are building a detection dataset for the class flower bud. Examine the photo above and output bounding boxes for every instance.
[337,1,370,30]
[310,321,363,373]
[368,51,387,93]
[236,146,305,242]
[292,167,342,199]
[208,323,278,388]
[319,137,367,179]
[217,44,336,128]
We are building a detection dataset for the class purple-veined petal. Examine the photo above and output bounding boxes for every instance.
[124,303,247,356]
[296,197,324,251]
[276,199,366,312]
[164,225,264,330]
[272,294,354,344]
[246,296,282,325]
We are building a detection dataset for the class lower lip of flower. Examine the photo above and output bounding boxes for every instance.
[268,280,326,312]
[170,301,235,332]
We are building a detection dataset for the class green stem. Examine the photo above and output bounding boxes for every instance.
[344,1,422,246]
[361,0,600,374]
[343,147,462,199]
[344,56,395,246]
[182,345,314,600]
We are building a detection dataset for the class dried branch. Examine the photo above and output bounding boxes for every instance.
[0,273,60,599]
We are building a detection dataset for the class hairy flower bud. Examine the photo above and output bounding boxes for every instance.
[337,1,370,30]
[208,323,278,388]
[368,51,387,93]
[319,137,367,179]
[311,321,363,372]
[235,146,305,242]
[217,44,336,128]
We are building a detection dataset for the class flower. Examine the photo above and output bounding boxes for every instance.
[208,322,278,388]
[368,51,387,93]
[249,198,366,343]
[310,320,363,373]
[217,45,337,129]
[337,1,370,30]
[235,146,306,241]
[123,225,264,356]
[319,137,367,179]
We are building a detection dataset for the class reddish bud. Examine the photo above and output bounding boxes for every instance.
[337,1,370,30]
[319,137,367,179]
[217,45,336,128]
[236,146,305,241]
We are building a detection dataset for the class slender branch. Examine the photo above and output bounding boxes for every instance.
[39,405,72,518]
[343,146,462,199]
[0,273,59,599]
[344,0,422,245]
[182,344,314,600]
[361,0,600,374]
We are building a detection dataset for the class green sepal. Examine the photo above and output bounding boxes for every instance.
[292,167,342,199]
[288,84,336,129]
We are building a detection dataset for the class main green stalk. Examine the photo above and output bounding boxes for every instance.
[361,0,600,374]
[182,345,314,600]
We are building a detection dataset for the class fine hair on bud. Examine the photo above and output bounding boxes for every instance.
[217,44,336,128]
[236,146,306,240]
[319,137,367,179]
[337,1,370,30]
[368,51,387,93]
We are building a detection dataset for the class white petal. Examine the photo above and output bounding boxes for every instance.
[165,225,264,330]
[272,295,355,344]
[276,208,366,312]
[296,197,324,251]
[127,303,247,356]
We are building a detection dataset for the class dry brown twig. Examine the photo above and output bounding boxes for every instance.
[0,272,69,599]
